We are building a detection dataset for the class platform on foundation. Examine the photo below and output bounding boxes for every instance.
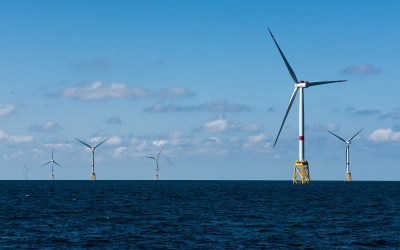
[293,160,310,184]
[154,174,159,180]
[90,173,96,181]
[345,172,351,181]
[51,175,54,180]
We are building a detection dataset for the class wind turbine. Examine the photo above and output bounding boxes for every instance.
[145,147,164,180]
[328,128,364,181]
[22,164,30,180]
[41,148,62,180]
[269,28,347,184]
[75,137,110,180]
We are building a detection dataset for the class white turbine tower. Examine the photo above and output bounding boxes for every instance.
[328,128,364,181]
[75,137,110,180]
[145,147,164,180]
[269,28,347,184]
[41,148,62,180]
[22,164,30,180]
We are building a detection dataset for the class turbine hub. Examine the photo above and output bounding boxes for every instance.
[347,141,351,144]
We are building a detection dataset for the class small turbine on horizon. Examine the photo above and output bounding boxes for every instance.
[145,147,164,180]
[269,28,347,184]
[328,128,364,181]
[41,148,62,180]
[22,164,30,180]
[75,137,110,181]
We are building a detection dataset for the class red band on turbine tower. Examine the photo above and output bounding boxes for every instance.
[299,136,304,141]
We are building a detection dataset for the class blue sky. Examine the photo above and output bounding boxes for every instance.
[0,0,399,180]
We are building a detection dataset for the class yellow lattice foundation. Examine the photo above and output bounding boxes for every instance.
[154,174,159,180]
[90,173,96,181]
[293,160,310,184]
[344,172,351,181]
[51,175,54,180]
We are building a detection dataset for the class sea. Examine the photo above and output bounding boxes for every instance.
[0,180,399,249]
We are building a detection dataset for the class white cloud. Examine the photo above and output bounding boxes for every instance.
[28,121,63,132]
[217,149,228,155]
[90,137,102,143]
[106,117,122,125]
[106,130,276,157]
[3,150,24,160]
[313,123,340,132]
[50,82,194,101]
[113,147,127,157]
[143,100,251,113]
[243,133,269,148]
[53,81,149,101]
[198,117,262,133]
[209,137,221,143]
[154,86,195,98]
[0,130,34,144]
[43,143,72,148]
[352,109,380,116]
[10,151,24,158]
[247,133,268,143]
[367,128,400,142]
[229,137,239,142]
[130,138,143,145]
[243,123,262,131]
[167,130,185,139]
[200,117,229,132]
[340,64,381,75]
[33,149,42,156]
[153,140,169,147]
[0,104,15,117]
[106,136,122,145]
[380,108,400,120]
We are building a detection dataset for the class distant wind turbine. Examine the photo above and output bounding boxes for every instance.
[328,128,364,181]
[145,147,164,180]
[75,137,110,180]
[269,28,347,184]
[41,148,62,180]
[22,164,30,180]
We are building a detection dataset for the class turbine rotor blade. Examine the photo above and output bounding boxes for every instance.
[145,156,156,159]
[52,148,54,160]
[273,87,298,148]
[54,161,62,168]
[41,161,52,167]
[327,130,346,143]
[157,147,164,158]
[94,137,110,148]
[307,80,347,87]
[348,128,364,142]
[75,138,92,149]
[268,28,298,84]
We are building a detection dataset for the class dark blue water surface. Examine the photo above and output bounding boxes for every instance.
[1,181,399,249]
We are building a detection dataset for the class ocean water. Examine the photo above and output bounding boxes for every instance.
[0,181,399,249]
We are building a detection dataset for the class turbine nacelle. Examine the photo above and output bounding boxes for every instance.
[346,141,351,144]
[296,81,309,88]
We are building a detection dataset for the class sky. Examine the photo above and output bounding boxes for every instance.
[0,0,399,180]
